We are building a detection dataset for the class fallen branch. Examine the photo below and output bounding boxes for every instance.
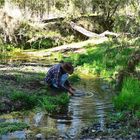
[70,21,120,38]
[70,22,99,38]
[25,37,108,57]
[45,37,108,52]
[100,30,120,37]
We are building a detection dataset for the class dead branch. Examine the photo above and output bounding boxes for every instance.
[70,21,120,38]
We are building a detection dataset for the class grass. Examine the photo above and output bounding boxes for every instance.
[106,77,140,130]
[63,38,135,82]
[40,93,69,113]
[10,91,37,109]
[0,122,29,135]
[113,77,140,114]
[69,73,81,83]
[0,36,139,128]
[0,80,70,113]
[0,43,31,64]
[0,68,70,114]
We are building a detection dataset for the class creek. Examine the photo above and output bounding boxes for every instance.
[0,76,114,140]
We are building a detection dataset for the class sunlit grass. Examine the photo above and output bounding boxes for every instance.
[69,73,81,83]
[0,44,33,63]
[113,77,140,113]
[64,39,134,81]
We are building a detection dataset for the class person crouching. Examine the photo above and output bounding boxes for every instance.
[45,62,75,95]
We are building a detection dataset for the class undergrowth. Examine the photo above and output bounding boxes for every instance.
[40,93,69,113]
[113,77,140,115]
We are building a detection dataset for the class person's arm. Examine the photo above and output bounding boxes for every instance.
[65,80,75,90]
[63,80,75,95]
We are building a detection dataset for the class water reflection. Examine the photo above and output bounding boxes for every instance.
[1,131,26,140]
[0,77,114,139]
[54,77,114,139]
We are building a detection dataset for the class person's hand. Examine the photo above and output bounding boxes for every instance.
[70,87,76,92]
[69,85,76,91]
[68,87,75,96]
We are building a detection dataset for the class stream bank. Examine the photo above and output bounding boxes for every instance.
[0,36,140,139]
[0,63,114,139]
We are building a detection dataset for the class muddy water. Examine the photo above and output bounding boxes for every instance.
[0,76,114,140]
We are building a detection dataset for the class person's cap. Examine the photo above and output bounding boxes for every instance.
[61,62,74,74]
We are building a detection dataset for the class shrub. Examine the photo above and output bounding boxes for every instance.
[113,15,140,35]
[69,74,81,83]
[30,38,55,49]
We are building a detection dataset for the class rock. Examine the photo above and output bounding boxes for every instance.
[101,84,110,91]
[92,129,96,133]
[35,133,45,140]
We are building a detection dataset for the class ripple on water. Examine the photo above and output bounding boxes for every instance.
[0,80,114,139]
[73,89,94,97]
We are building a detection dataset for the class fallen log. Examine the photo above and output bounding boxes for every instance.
[100,30,120,37]
[70,21,120,38]
[46,37,108,52]
[25,37,108,57]
[70,22,99,38]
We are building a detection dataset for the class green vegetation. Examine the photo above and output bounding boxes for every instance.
[113,77,140,114]
[0,122,29,135]
[0,84,69,113]
[0,0,140,137]
[64,38,136,82]
[10,91,37,109]
[0,70,70,114]
[40,93,69,113]
[69,73,81,83]
[0,43,25,63]
[0,43,10,63]
[61,37,139,122]
[30,38,55,49]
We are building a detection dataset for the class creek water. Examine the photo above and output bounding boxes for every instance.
[0,77,114,140]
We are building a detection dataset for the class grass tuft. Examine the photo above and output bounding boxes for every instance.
[113,77,140,113]
[0,122,29,135]
[40,93,69,113]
